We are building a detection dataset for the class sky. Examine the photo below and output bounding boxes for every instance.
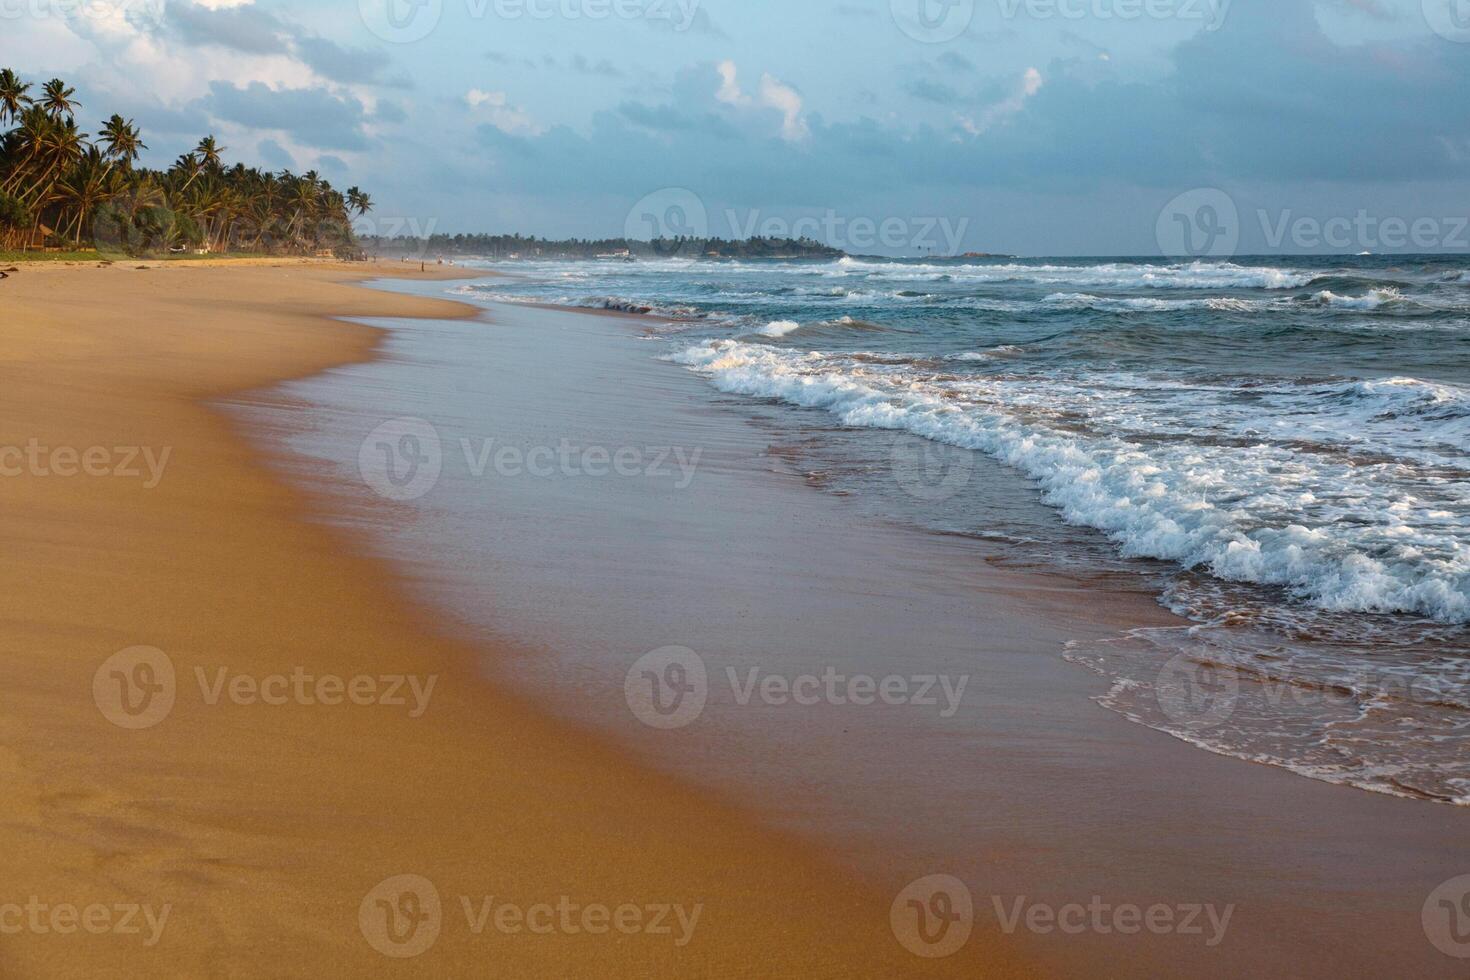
[3,0,1470,255]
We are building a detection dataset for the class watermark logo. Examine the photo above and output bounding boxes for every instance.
[0,440,171,487]
[359,0,443,43]
[996,0,1230,30]
[93,646,176,730]
[993,895,1233,945]
[1157,188,1239,258]
[723,209,969,255]
[625,646,708,729]
[625,188,709,257]
[1424,0,1470,42]
[890,875,973,958]
[359,418,443,502]
[360,875,443,958]
[0,0,168,30]
[0,898,170,945]
[1154,653,1239,730]
[1424,875,1470,959]
[891,0,975,42]
[94,649,439,729]
[892,435,974,501]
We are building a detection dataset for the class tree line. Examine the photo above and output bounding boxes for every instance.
[0,69,372,256]
[362,233,846,260]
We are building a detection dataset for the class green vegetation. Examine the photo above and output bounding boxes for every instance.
[362,233,846,261]
[0,68,373,258]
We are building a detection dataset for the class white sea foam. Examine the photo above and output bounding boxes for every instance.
[1042,292,1268,313]
[668,340,1470,623]
[832,258,1312,290]
[757,320,802,337]
[1312,288,1403,309]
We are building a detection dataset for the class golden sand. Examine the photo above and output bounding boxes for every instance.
[0,260,1035,976]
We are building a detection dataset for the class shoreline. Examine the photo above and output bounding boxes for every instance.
[251,280,1470,978]
[0,262,1032,975]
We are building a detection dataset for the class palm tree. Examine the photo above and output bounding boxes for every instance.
[346,186,373,216]
[98,114,145,171]
[1,70,371,255]
[0,69,31,124]
[39,78,78,120]
[194,135,224,171]
[56,146,117,244]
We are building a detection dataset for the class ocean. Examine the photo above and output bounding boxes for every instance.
[448,254,1470,804]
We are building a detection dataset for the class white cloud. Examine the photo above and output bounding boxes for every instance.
[716,63,808,142]
[465,88,542,135]
[466,88,507,108]
[759,73,809,142]
[715,60,746,105]
[958,67,1043,137]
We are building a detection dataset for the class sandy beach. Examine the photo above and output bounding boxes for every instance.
[233,276,1470,978]
[0,261,1035,976]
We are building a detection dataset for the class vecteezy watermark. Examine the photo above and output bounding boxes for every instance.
[1154,655,1467,731]
[723,209,970,255]
[360,875,442,958]
[351,215,442,259]
[1154,653,1240,730]
[625,188,710,257]
[0,898,170,946]
[625,189,974,257]
[996,0,1230,30]
[1423,0,1470,43]
[889,875,1235,957]
[624,647,709,730]
[891,434,974,502]
[92,647,439,730]
[92,647,177,730]
[359,418,703,502]
[890,875,974,958]
[0,440,171,488]
[1258,209,1470,252]
[359,0,700,43]
[359,875,702,958]
[991,895,1234,946]
[0,0,166,24]
[1156,188,1241,258]
[623,647,971,729]
[359,418,444,502]
[1423,875,1470,959]
[891,0,976,43]
[1158,188,1470,257]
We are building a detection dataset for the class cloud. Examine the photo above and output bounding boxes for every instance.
[165,0,290,54]
[715,60,746,105]
[958,67,1043,136]
[294,37,390,85]
[255,137,295,170]
[759,74,809,141]
[201,81,371,150]
[465,89,542,135]
[571,55,623,77]
[164,1,387,83]
[714,62,808,141]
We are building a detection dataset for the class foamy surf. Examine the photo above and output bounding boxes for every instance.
[458,252,1470,803]
[669,340,1470,625]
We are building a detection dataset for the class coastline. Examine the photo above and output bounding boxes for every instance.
[0,262,1033,976]
[244,281,1470,978]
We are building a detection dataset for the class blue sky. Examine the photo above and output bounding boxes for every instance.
[4,0,1469,254]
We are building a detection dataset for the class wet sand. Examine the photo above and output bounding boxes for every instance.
[238,283,1470,978]
[0,261,1032,976]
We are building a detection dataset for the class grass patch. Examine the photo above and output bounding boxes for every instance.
[0,250,280,264]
